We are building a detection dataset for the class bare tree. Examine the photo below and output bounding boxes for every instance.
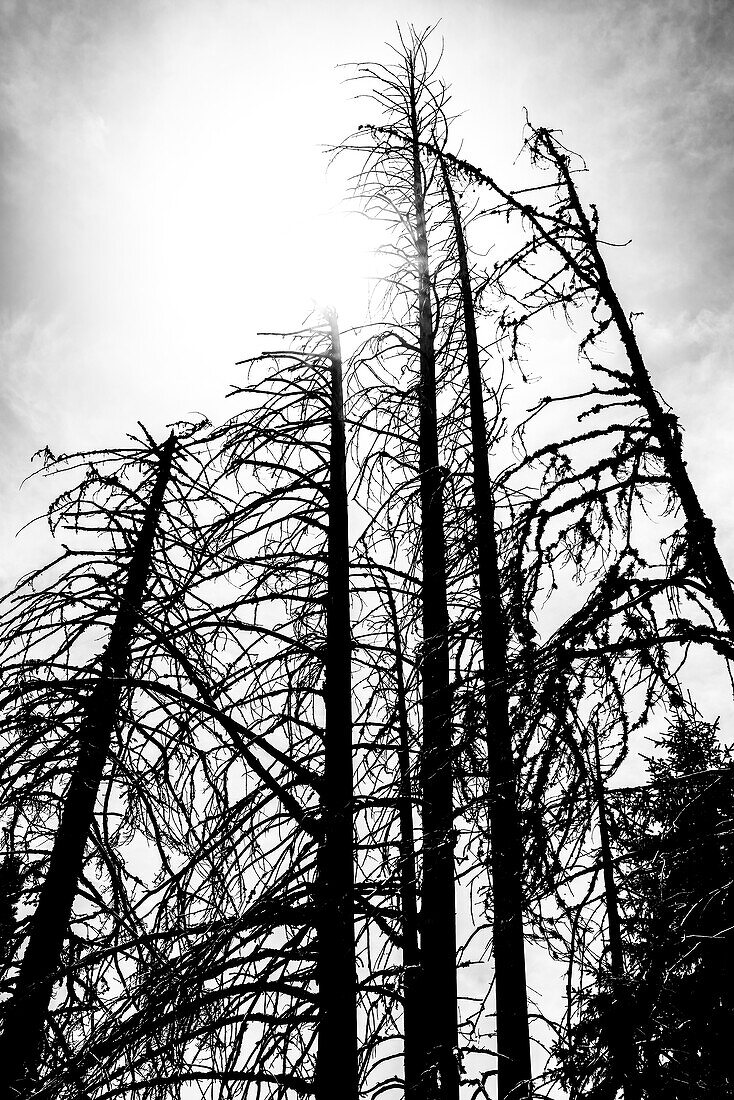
[0,433,175,1098]
[340,27,460,1097]
[316,310,358,1100]
[3,31,733,1100]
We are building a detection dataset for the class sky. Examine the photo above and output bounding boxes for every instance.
[2,0,733,546]
[4,0,733,693]
[2,0,733,1086]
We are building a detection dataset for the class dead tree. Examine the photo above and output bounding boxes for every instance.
[0,432,176,1098]
[384,575,423,1098]
[410,90,460,1100]
[437,151,532,1100]
[340,27,460,1098]
[355,560,425,1096]
[187,314,361,1100]
[411,124,734,647]
[355,98,536,1099]
[0,421,315,1098]
[62,318,364,1100]
[530,128,734,637]
[315,310,358,1100]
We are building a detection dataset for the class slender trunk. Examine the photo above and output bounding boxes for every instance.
[414,128,734,637]
[592,728,640,1100]
[0,433,176,1099]
[540,131,734,638]
[315,312,358,1100]
[383,578,425,1099]
[440,157,533,1099]
[408,77,460,1100]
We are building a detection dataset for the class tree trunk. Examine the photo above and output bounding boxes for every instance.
[540,131,734,639]
[0,433,176,1099]
[315,311,358,1100]
[592,727,641,1100]
[439,156,533,1100]
[408,76,460,1100]
[383,577,425,1099]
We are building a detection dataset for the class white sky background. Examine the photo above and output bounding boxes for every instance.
[3,0,733,707]
[2,0,733,566]
[2,0,734,1087]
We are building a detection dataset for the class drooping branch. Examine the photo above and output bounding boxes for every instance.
[0,433,176,1098]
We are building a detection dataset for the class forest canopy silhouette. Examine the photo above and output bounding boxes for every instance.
[0,23,732,1100]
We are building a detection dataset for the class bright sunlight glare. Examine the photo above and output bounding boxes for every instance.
[19,2,382,445]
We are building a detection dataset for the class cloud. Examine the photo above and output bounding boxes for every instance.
[641,299,734,562]
[487,0,734,321]
[0,308,66,446]
[0,308,71,579]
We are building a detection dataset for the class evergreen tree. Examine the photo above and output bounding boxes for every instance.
[560,710,734,1099]
[631,714,734,1097]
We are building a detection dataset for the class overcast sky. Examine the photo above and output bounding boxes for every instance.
[2,0,732,1081]
[2,0,732,654]
[2,0,732,532]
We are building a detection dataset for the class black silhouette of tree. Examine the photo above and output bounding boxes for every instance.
[2,26,733,1100]
[339,27,461,1099]
[556,706,734,1099]
[0,425,242,1096]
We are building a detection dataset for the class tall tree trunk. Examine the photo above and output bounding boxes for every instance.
[539,131,734,639]
[315,312,358,1100]
[408,74,460,1100]
[592,727,640,1100]
[383,577,425,1099]
[439,156,533,1100]
[0,433,176,1100]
